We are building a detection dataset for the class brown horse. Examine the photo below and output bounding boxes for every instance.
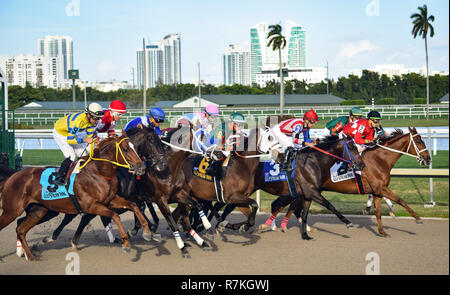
[263,127,430,237]
[208,134,365,240]
[0,135,152,260]
[180,128,273,234]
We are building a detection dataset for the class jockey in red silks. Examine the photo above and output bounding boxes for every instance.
[342,110,381,152]
[271,108,320,170]
[95,100,127,137]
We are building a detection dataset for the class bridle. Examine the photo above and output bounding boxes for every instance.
[375,132,429,164]
[79,137,139,171]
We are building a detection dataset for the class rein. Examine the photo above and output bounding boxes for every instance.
[375,133,428,162]
[308,139,357,164]
[79,137,135,170]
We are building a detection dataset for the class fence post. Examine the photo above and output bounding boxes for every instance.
[256,190,261,213]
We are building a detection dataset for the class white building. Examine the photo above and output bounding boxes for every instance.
[0,54,60,88]
[137,33,181,89]
[223,44,251,86]
[351,64,430,78]
[37,35,73,81]
[255,66,326,87]
[76,79,133,92]
[250,21,306,83]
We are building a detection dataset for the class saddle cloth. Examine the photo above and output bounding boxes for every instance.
[192,155,231,182]
[263,159,295,183]
[40,167,77,201]
[330,161,354,183]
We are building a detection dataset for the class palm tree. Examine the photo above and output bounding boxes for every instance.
[410,4,435,121]
[267,24,287,115]
[411,4,435,205]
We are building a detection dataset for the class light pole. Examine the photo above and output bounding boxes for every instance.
[142,38,147,115]
[198,62,201,108]
[83,80,87,108]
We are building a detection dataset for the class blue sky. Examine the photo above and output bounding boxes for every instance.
[0,0,448,83]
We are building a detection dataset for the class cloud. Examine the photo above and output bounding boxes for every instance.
[337,40,380,59]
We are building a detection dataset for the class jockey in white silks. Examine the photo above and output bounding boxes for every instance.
[176,104,220,152]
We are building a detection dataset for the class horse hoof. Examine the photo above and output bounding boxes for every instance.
[217,221,228,232]
[122,245,131,253]
[71,242,78,251]
[302,234,313,241]
[127,229,138,238]
[205,230,215,240]
[181,247,191,259]
[42,236,54,244]
[201,242,212,251]
[389,212,396,218]
[239,224,248,234]
[346,223,354,229]
[142,232,152,242]
[258,224,269,231]
[363,207,371,215]
[152,233,162,242]
[416,220,423,225]
[280,227,286,233]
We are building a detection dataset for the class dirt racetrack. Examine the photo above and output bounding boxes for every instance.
[0,211,448,275]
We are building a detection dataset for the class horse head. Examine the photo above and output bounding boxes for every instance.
[95,135,146,176]
[407,126,431,166]
[341,135,365,171]
[124,126,169,173]
[256,127,282,160]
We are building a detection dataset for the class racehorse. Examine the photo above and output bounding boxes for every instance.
[203,134,365,240]
[0,135,152,261]
[266,127,430,237]
[31,126,168,249]
[180,127,280,235]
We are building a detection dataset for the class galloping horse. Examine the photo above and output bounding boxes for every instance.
[0,135,151,260]
[206,134,365,240]
[267,127,430,237]
[30,126,168,249]
[180,128,277,234]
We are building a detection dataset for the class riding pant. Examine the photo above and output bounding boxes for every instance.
[271,125,295,152]
[53,129,89,161]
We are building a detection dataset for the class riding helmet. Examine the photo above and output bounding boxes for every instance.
[367,110,382,120]
[149,107,166,122]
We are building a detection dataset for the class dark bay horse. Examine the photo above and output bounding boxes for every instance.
[204,134,365,240]
[0,135,150,261]
[25,126,169,250]
[180,128,269,234]
[267,127,430,237]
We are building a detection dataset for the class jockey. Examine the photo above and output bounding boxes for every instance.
[342,110,382,148]
[95,100,127,137]
[325,107,364,137]
[123,107,165,137]
[53,102,104,185]
[210,112,246,153]
[176,104,219,133]
[271,109,320,170]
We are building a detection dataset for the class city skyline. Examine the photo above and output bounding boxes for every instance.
[0,0,448,85]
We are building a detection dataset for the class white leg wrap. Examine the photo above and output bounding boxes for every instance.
[383,197,395,211]
[270,218,277,231]
[16,240,24,257]
[173,231,184,249]
[367,195,373,207]
[189,229,204,246]
[105,223,115,243]
[198,210,211,230]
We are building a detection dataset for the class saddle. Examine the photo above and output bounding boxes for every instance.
[192,155,229,182]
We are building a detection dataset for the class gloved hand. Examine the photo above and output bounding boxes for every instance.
[366,139,377,148]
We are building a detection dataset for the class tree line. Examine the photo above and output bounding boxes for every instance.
[5,70,449,109]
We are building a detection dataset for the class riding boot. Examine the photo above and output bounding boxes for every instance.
[280,147,294,171]
[54,158,73,186]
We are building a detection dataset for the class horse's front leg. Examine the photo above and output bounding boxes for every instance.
[373,195,389,237]
[380,186,422,224]
[108,195,152,242]
[154,197,190,258]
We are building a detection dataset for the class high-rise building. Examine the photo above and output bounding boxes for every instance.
[223,44,250,86]
[37,35,73,80]
[250,21,306,83]
[0,54,59,88]
[137,33,181,89]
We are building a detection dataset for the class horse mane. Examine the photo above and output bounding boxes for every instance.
[296,135,340,153]
[377,129,404,145]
